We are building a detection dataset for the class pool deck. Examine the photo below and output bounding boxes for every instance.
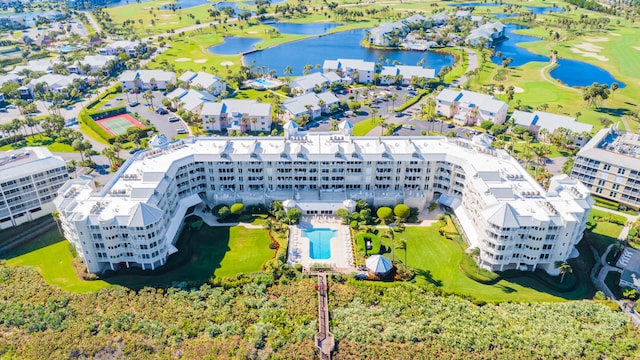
[288,216,355,270]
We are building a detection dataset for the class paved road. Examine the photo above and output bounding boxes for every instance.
[451,48,478,88]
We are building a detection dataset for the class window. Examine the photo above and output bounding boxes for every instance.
[610,191,618,198]
[612,183,620,190]
[595,187,603,194]
[598,179,606,186]
[618,167,626,175]
[603,164,611,171]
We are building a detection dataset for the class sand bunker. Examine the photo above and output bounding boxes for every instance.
[575,42,603,52]
[610,32,621,36]
[161,14,172,18]
[247,31,258,34]
[175,57,192,62]
[585,37,609,42]
[570,48,608,61]
[634,46,640,51]
[221,61,234,66]
[495,86,524,94]
[194,59,206,63]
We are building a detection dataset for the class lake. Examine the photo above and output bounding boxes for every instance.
[208,37,261,54]
[491,24,624,87]
[550,59,625,88]
[242,29,455,76]
[104,0,210,9]
[269,22,341,35]
[491,24,547,67]
[213,1,254,17]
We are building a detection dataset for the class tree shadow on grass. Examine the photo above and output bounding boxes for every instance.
[595,107,632,117]
[100,221,230,290]
[0,218,59,259]
[414,268,443,287]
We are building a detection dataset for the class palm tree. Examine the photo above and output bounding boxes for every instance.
[396,238,407,266]
[51,210,63,236]
[554,261,572,283]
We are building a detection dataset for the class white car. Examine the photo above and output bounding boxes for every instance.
[176,128,187,134]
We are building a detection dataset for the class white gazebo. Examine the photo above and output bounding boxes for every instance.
[365,255,393,276]
[342,199,356,213]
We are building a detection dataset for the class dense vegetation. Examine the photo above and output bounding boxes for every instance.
[0,263,638,359]
[330,281,640,359]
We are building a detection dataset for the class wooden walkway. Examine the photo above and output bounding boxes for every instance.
[315,273,335,360]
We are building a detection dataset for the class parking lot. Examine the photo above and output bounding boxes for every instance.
[124,91,188,137]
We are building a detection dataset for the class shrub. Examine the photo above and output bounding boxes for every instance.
[393,204,410,221]
[376,207,393,222]
[217,206,231,218]
[230,203,244,214]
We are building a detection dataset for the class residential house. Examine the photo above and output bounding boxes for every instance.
[323,58,375,84]
[201,100,272,132]
[177,71,226,95]
[380,65,436,85]
[281,92,339,122]
[165,88,216,113]
[367,21,406,47]
[68,55,116,75]
[11,59,62,75]
[456,10,472,19]
[119,70,176,90]
[466,21,506,47]
[24,73,85,95]
[436,89,508,125]
[510,110,593,147]
[99,40,143,57]
[290,72,342,95]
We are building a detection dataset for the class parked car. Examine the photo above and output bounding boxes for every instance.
[168,116,179,122]
[176,128,187,134]
[129,148,142,154]
[156,107,168,115]
[448,123,455,128]
[129,101,139,107]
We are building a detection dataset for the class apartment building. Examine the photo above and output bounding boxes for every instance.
[55,125,591,274]
[436,89,509,126]
[323,58,375,84]
[1,147,69,229]
[571,128,640,209]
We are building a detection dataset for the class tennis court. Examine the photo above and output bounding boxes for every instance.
[95,114,146,136]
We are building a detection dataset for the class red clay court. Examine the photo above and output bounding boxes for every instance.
[95,114,146,137]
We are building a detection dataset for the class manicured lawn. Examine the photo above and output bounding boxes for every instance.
[352,119,379,136]
[585,209,625,255]
[4,230,112,293]
[392,225,592,302]
[3,223,274,292]
[0,135,76,152]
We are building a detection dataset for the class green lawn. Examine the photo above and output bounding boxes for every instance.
[585,209,626,255]
[391,225,592,302]
[3,223,274,292]
[4,230,112,293]
[352,119,379,136]
[0,135,76,152]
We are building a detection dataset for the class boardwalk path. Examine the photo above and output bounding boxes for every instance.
[315,273,335,360]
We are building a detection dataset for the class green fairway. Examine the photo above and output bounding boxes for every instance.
[3,222,274,292]
[392,224,593,302]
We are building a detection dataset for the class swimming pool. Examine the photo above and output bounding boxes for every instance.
[304,228,335,260]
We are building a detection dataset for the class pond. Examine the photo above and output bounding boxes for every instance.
[213,1,254,17]
[243,0,286,4]
[242,29,455,76]
[208,37,261,54]
[550,59,625,88]
[491,24,547,67]
[268,22,341,35]
[491,24,624,87]
[159,0,211,10]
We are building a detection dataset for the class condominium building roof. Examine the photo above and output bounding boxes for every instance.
[511,110,593,135]
[436,89,507,113]
[577,128,640,170]
[0,147,65,180]
[201,100,271,117]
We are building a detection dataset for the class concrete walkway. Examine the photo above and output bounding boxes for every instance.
[451,48,478,88]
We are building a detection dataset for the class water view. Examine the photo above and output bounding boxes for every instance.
[243,29,455,76]
[208,37,261,54]
[491,24,624,87]
[213,1,254,17]
[550,59,625,88]
[104,0,211,8]
[243,0,286,5]
[491,24,547,67]
[269,22,341,35]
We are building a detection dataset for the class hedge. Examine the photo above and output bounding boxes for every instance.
[0,134,23,147]
[394,89,430,112]
[79,109,115,143]
[87,106,127,119]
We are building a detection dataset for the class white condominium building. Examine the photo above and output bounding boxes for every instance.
[55,124,591,274]
[0,147,69,229]
[572,127,640,210]
[323,59,375,84]
[436,89,509,126]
